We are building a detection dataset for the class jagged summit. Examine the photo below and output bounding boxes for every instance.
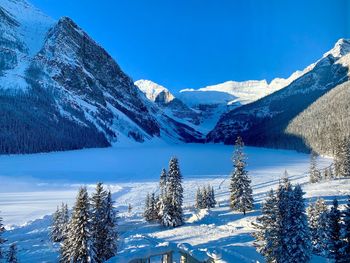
[135,79,175,103]
[323,38,350,58]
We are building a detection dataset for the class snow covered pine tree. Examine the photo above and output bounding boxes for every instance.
[334,138,350,178]
[104,191,118,260]
[327,199,343,262]
[309,151,321,183]
[195,185,216,209]
[144,192,158,222]
[51,203,69,243]
[195,187,204,209]
[253,189,279,262]
[230,136,253,215]
[287,185,311,262]
[254,177,311,263]
[160,157,184,227]
[91,183,109,262]
[307,198,328,255]
[60,187,97,263]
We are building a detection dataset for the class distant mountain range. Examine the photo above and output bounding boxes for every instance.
[135,72,306,133]
[0,0,349,155]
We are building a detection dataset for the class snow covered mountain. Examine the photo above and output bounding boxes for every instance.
[0,0,203,154]
[179,74,305,107]
[207,38,350,153]
[136,69,308,133]
[135,79,175,104]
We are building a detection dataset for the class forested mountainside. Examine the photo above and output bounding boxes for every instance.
[0,0,202,154]
[286,80,350,156]
[207,39,350,154]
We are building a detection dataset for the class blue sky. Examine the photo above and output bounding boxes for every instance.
[31,0,349,91]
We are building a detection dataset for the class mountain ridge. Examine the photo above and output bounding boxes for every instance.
[0,0,203,153]
[207,39,350,153]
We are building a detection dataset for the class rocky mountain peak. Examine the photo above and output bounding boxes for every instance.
[323,38,350,58]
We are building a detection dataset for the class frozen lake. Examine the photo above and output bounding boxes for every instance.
[0,143,332,226]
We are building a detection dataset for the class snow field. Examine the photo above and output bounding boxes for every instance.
[1,144,347,262]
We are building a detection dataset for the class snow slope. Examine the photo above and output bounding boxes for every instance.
[0,0,54,90]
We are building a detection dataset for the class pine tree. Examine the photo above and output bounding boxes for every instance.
[287,185,311,263]
[0,214,6,259]
[90,183,109,262]
[229,136,254,215]
[253,189,279,263]
[150,193,159,221]
[195,188,203,209]
[202,187,208,208]
[335,138,350,178]
[61,203,69,241]
[144,192,159,222]
[275,175,293,263]
[309,151,319,183]
[144,193,152,222]
[308,198,328,255]
[254,178,312,263]
[341,196,350,262]
[51,206,62,242]
[60,187,97,263]
[154,195,161,222]
[6,243,18,263]
[209,186,216,208]
[314,199,329,255]
[51,203,69,243]
[159,168,167,197]
[307,202,317,244]
[104,191,118,260]
[159,194,173,227]
[327,199,343,262]
[160,157,184,227]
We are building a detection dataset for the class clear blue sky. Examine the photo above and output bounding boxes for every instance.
[31,0,349,91]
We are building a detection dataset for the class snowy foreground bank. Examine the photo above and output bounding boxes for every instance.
[0,144,348,262]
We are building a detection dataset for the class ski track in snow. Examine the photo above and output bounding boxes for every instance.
[0,144,348,262]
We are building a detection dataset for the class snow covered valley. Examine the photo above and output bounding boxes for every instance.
[0,144,349,262]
